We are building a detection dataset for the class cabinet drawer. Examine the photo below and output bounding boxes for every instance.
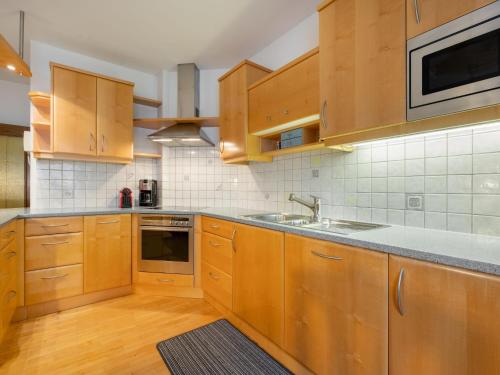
[0,241,17,296]
[202,232,233,275]
[25,232,83,271]
[202,217,235,239]
[201,262,232,310]
[25,216,83,236]
[0,220,17,251]
[1,277,17,329]
[136,272,193,287]
[25,264,83,305]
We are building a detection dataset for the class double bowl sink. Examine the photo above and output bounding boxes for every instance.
[243,213,388,235]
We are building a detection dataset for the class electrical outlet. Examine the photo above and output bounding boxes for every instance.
[312,169,319,178]
[406,194,424,211]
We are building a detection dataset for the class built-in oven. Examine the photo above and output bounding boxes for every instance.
[139,215,194,274]
[408,1,500,121]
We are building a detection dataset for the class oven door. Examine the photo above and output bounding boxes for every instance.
[408,2,500,120]
[139,226,194,274]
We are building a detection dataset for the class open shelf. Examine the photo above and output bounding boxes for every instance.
[29,91,52,153]
[134,117,219,130]
[261,141,325,157]
[133,95,162,108]
[260,123,322,156]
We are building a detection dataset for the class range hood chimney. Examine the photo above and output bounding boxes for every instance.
[148,63,214,147]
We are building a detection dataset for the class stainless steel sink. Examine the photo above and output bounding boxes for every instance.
[243,213,388,234]
[243,213,314,226]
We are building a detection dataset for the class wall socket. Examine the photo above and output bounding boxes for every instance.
[406,194,424,211]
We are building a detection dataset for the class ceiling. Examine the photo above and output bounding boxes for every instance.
[0,0,319,74]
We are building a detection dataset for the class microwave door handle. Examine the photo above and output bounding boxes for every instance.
[413,0,421,24]
[140,226,190,232]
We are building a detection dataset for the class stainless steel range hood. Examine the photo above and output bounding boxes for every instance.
[148,63,214,147]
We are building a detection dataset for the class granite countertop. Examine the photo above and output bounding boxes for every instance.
[2,206,500,277]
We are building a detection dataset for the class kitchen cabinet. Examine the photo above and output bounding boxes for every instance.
[50,63,134,162]
[0,226,17,342]
[52,66,97,156]
[389,255,500,375]
[84,215,131,293]
[218,60,272,163]
[97,78,133,159]
[232,223,284,346]
[318,0,406,141]
[248,48,319,135]
[406,0,495,39]
[284,234,388,375]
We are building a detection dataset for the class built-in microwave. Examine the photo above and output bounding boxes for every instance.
[408,2,500,121]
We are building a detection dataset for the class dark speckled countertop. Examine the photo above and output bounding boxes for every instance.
[2,206,500,276]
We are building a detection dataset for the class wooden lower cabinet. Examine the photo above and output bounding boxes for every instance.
[0,235,17,341]
[232,223,284,346]
[285,234,388,375]
[84,215,131,293]
[389,255,500,375]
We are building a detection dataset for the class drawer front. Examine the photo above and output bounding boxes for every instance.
[25,216,83,236]
[25,264,83,305]
[0,220,17,251]
[202,232,233,275]
[202,217,235,239]
[25,232,83,271]
[136,272,193,287]
[0,241,17,296]
[201,262,232,310]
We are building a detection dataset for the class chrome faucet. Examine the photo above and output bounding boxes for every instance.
[289,193,321,222]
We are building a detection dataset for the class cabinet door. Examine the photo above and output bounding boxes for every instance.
[52,67,97,155]
[232,223,284,346]
[219,64,270,161]
[84,215,131,293]
[97,78,133,160]
[319,0,406,140]
[285,234,388,375]
[389,255,500,375]
[406,0,495,39]
[248,77,278,134]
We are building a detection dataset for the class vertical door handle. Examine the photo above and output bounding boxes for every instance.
[231,228,237,252]
[89,132,94,151]
[397,268,406,316]
[413,0,421,24]
[320,100,328,129]
[219,138,225,154]
[102,135,105,152]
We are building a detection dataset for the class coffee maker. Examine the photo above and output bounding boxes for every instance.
[139,179,158,207]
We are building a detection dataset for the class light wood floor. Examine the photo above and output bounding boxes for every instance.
[0,294,222,374]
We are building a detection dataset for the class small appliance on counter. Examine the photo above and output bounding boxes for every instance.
[139,179,158,207]
[119,187,133,208]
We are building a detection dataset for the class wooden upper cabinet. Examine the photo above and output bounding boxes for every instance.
[232,223,284,346]
[248,48,319,135]
[84,215,131,293]
[52,66,97,155]
[218,61,271,162]
[97,78,133,160]
[318,0,406,140]
[389,255,500,375]
[406,0,495,39]
[285,234,388,375]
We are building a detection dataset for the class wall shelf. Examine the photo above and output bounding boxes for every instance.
[133,95,162,108]
[261,141,325,157]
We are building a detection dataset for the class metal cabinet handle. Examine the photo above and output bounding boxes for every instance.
[89,132,95,151]
[3,230,16,238]
[97,220,119,225]
[101,135,105,152]
[157,278,175,283]
[208,272,220,281]
[283,109,289,115]
[231,228,237,252]
[311,250,342,261]
[40,274,68,280]
[209,240,222,248]
[320,100,328,129]
[5,251,16,259]
[42,241,69,246]
[42,223,69,228]
[6,290,16,302]
[397,268,406,316]
[413,0,421,24]
[209,224,220,229]
[219,138,225,154]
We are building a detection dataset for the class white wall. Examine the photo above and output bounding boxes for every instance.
[0,79,30,126]
[250,13,318,70]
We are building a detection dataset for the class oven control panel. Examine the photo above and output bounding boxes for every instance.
[140,215,193,228]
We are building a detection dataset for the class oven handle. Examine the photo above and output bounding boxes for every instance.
[140,226,191,232]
